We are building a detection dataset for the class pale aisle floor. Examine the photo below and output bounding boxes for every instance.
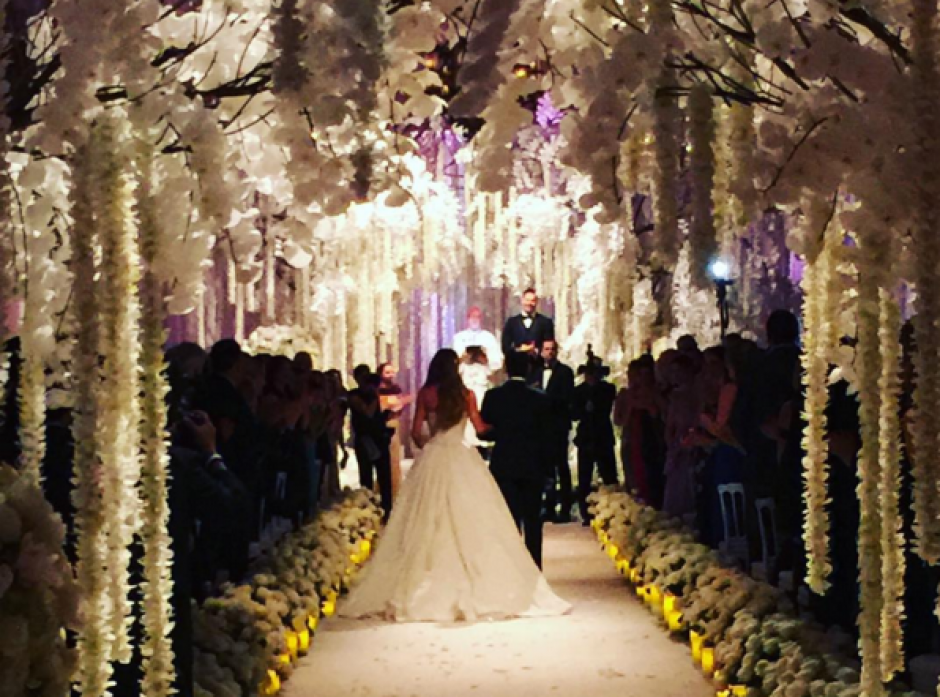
[285,523,713,697]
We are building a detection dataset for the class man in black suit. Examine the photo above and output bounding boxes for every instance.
[480,352,552,568]
[533,339,576,522]
[571,353,619,524]
[501,288,555,366]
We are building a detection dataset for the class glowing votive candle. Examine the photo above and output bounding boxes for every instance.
[691,630,705,663]
[298,629,311,653]
[701,647,715,675]
[667,610,685,632]
[285,631,299,660]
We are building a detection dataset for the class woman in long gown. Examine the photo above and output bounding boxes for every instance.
[340,349,571,623]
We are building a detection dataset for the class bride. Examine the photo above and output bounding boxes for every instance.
[340,348,570,622]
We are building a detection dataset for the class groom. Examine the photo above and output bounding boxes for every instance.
[481,351,552,568]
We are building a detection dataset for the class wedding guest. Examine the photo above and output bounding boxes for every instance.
[165,342,207,425]
[533,339,576,522]
[696,346,747,549]
[501,287,555,365]
[319,369,348,501]
[348,364,394,520]
[453,306,502,371]
[614,359,666,507]
[662,354,700,522]
[571,350,618,524]
[377,362,411,499]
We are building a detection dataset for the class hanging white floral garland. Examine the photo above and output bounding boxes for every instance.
[688,84,717,290]
[855,226,885,697]
[799,197,838,594]
[93,117,143,666]
[68,132,111,697]
[877,285,904,681]
[135,144,176,697]
[910,0,940,565]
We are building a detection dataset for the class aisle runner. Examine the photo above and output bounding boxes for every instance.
[284,526,713,697]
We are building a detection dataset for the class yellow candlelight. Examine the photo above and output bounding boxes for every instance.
[307,613,319,633]
[285,631,299,660]
[260,669,281,696]
[606,543,620,560]
[664,593,679,615]
[629,568,640,584]
[691,630,705,663]
[360,539,372,557]
[277,652,291,668]
[298,629,311,653]
[667,610,685,632]
[731,686,747,697]
[701,647,715,674]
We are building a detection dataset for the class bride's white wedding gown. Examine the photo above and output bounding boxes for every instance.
[340,417,571,622]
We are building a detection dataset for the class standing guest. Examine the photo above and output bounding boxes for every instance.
[319,369,348,502]
[377,362,412,499]
[571,348,618,524]
[696,346,747,548]
[662,354,700,522]
[501,287,555,369]
[165,342,207,425]
[453,306,502,371]
[293,351,314,374]
[614,359,666,507]
[348,365,394,520]
[533,339,576,522]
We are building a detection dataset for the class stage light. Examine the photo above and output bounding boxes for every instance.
[709,258,732,282]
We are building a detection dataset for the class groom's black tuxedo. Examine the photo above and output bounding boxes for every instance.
[500,313,555,357]
[481,379,551,568]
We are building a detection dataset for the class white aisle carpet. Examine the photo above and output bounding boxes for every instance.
[285,524,713,697]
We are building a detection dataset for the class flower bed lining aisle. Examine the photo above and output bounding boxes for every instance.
[193,489,382,697]
[588,488,921,697]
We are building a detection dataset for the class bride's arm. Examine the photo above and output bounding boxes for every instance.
[466,390,491,437]
[411,389,429,448]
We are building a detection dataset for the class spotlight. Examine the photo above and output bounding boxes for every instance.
[708,257,733,340]
[708,258,732,282]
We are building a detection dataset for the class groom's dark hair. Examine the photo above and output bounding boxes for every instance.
[505,352,530,379]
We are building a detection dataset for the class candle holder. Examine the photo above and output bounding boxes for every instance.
[701,646,715,675]
[690,630,705,663]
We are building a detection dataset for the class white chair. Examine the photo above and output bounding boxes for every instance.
[717,483,749,568]
[755,497,779,580]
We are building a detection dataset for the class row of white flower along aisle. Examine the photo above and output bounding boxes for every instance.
[588,489,919,697]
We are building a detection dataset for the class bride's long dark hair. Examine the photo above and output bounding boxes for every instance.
[424,348,467,431]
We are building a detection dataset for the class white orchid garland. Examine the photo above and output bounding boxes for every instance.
[67,130,112,697]
[136,144,177,697]
[94,117,142,666]
[909,0,940,565]
[877,286,904,681]
[855,226,885,697]
[799,208,835,594]
[688,84,717,290]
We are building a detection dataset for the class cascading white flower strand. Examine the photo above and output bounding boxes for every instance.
[799,205,836,594]
[135,144,176,697]
[17,264,47,486]
[877,285,905,681]
[688,83,717,289]
[855,225,885,697]
[94,116,143,666]
[910,0,940,565]
[69,132,112,697]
